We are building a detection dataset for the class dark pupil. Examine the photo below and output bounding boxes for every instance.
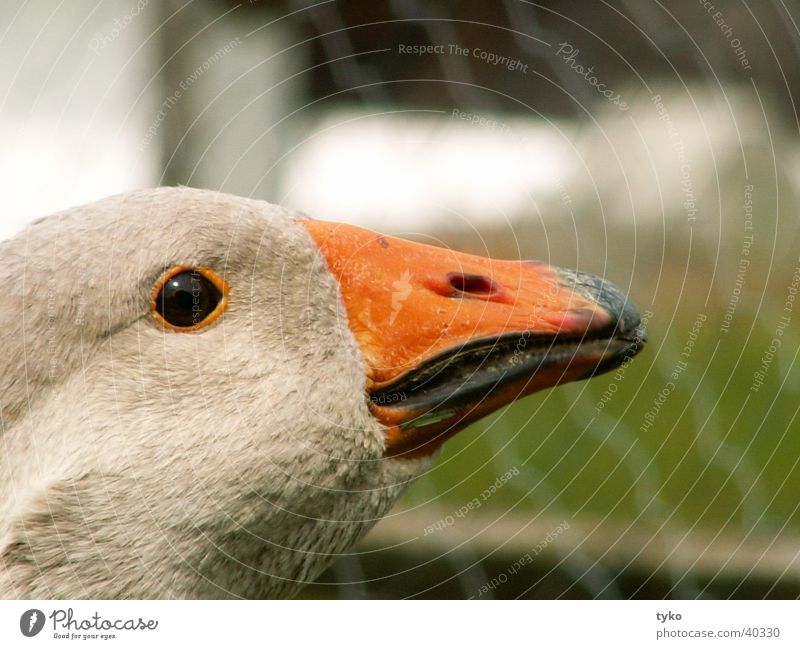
[157,271,221,328]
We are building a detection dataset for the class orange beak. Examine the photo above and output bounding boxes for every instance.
[302,220,645,458]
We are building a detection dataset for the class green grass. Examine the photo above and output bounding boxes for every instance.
[400,308,800,537]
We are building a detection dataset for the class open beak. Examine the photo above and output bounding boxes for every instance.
[302,220,646,458]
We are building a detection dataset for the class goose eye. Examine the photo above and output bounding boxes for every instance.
[152,267,228,331]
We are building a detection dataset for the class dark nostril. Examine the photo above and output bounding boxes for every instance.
[447,272,501,297]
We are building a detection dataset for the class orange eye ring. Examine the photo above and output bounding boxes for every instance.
[150,265,229,332]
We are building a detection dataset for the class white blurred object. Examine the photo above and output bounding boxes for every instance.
[0,0,158,240]
[279,85,789,237]
[280,111,577,233]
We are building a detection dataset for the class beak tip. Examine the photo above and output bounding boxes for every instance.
[555,267,643,340]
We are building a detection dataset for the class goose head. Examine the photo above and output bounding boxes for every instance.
[0,187,644,598]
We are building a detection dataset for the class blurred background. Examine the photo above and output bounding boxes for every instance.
[3,0,800,598]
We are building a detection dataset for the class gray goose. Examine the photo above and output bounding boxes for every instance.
[0,187,644,598]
